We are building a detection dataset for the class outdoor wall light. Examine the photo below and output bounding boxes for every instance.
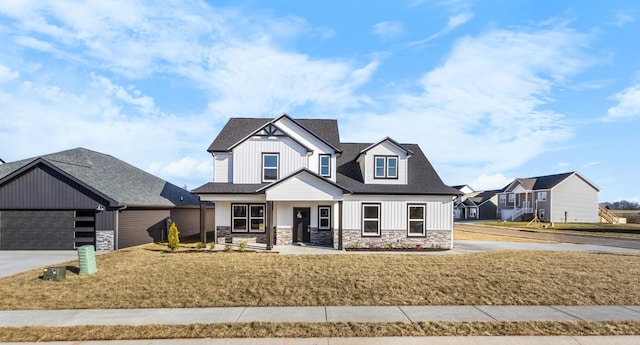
[96,204,105,212]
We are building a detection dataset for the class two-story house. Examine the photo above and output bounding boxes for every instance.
[496,172,599,223]
[193,114,460,250]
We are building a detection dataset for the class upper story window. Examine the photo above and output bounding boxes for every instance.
[262,153,279,182]
[319,154,331,177]
[537,191,547,201]
[499,194,506,204]
[374,156,398,179]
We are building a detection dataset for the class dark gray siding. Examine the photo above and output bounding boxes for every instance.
[169,208,199,237]
[118,209,170,248]
[479,202,497,220]
[96,210,117,231]
[0,165,110,209]
[0,210,76,250]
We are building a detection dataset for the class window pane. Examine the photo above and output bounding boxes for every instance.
[387,157,397,177]
[320,155,330,176]
[363,220,379,234]
[233,219,247,231]
[375,157,385,177]
[320,219,329,228]
[233,205,246,217]
[263,155,278,167]
[409,221,423,234]
[250,205,264,218]
[320,208,329,217]
[264,168,278,180]
[363,205,379,219]
[250,219,264,231]
[409,206,423,219]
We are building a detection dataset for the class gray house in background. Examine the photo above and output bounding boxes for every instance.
[496,171,599,223]
[452,185,499,220]
[0,148,213,250]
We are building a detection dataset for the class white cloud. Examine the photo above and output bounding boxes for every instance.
[341,25,591,187]
[408,10,474,46]
[0,64,19,82]
[604,84,640,122]
[610,12,635,27]
[581,161,601,169]
[470,173,511,191]
[372,21,405,41]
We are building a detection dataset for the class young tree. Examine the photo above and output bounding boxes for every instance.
[168,221,180,251]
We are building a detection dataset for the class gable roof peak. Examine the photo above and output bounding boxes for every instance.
[359,136,414,156]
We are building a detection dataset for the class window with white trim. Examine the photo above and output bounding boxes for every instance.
[374,156,398,179]
[407,204,425,236]
[508,194,515,203]
[232,204,266,232]
[319,154,331,177]
[537,191,547,201]
[499,194,506,204]
[262,153,278,182]
[318,206,331,230]
[362,204,380,236]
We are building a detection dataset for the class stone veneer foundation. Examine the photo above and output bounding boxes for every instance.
[95,230,114,251]
[335,229,451,249]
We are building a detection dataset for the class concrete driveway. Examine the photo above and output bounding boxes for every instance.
[0,251,78,278]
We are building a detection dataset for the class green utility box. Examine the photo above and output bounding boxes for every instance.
[78,245,98,275]
[43,267,66,281]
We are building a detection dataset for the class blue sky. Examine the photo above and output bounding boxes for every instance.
[0,0,638,202]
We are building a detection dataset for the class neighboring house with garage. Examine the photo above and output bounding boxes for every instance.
[0,148,213,250]
[193,114,459,250]
[452,185,500,220]
[496,171,599,223]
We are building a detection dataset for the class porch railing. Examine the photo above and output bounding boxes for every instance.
[511,208,523,221]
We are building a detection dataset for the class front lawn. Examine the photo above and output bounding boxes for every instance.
[481,221,640,240]
[0,244,638,310]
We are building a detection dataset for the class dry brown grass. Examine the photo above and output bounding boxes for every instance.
[1,246,639,310]
[481,221,640,240]
[454,229,552,243]
[1,321,639,342]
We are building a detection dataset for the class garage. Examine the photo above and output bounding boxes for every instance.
[0,148,212,251]
[0,210,95,250]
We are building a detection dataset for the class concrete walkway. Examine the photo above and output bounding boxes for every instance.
[1,305,639,327]
[4,336,640,345]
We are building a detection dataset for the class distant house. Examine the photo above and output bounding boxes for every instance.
[452,185,499,220]
[0,148,213,250]
[496,172,599,223]
[193,114,459,250]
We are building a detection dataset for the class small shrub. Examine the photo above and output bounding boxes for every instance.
[167,222,180,251]
[195,242,204,250]
[387,242,394,249]
[209,242,216,250]
[239,241,247,251]
[224,244,232,252]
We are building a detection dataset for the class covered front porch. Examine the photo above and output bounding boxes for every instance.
[500,188,535,221]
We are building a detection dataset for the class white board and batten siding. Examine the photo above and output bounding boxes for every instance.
[275,116,337,181]
[359,141,409,185]
[342,195,454,231]
[273,201,339,229]
[551,173,599,223]
[213,153,233,183]
[265,172,343,201]
[233,138,308,183]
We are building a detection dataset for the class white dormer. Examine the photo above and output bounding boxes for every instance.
[357,137,413,185]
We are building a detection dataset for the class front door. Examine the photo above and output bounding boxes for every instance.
[293,207,311,243]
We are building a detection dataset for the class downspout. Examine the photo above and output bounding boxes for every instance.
[114,204,127,250]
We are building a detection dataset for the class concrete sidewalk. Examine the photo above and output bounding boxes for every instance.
[1,306,639,327]
[4,336,640,345]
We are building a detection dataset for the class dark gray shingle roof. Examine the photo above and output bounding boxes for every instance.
[504,172,578,192]
[208,115,341,152]
[0,148,200,207]
[336,143,460,195]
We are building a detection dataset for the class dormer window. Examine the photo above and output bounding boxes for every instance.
[374,156,398,179]
[262,153,279,182]
[319,154,331,177]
